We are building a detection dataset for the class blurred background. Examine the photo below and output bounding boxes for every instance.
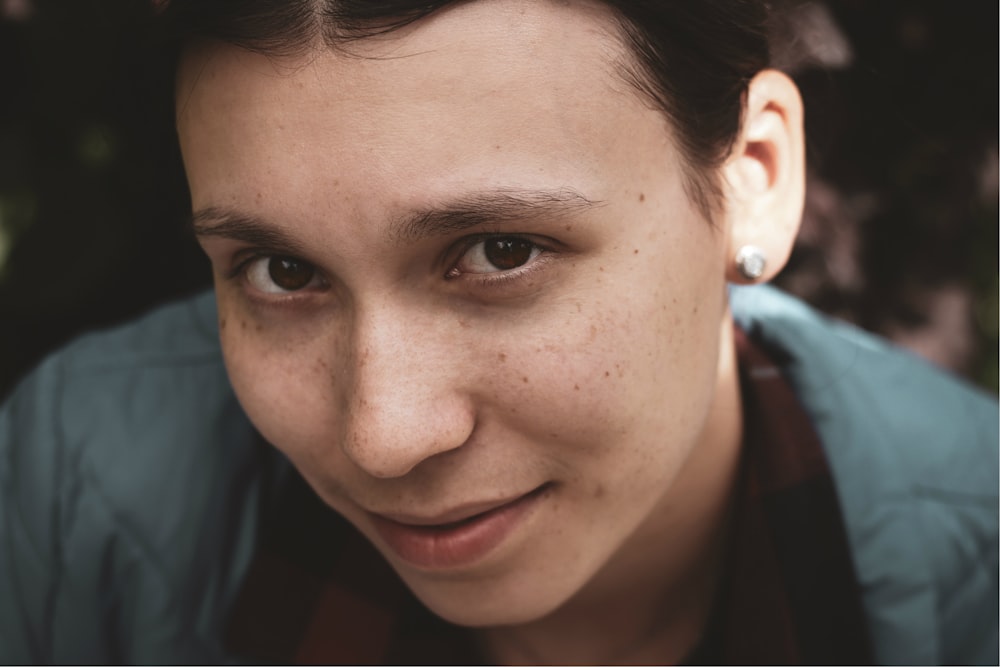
[0,0,996,399]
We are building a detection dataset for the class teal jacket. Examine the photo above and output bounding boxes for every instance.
[1,286,997,664]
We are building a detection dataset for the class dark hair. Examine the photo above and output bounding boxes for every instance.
[159,0,771,221]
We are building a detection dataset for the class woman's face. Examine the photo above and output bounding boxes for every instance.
[179,0,740,626]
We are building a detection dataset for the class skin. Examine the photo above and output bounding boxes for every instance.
[177,0,804,662]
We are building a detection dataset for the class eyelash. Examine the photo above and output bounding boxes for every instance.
[227,253,327,302]
[446,234,552,287]
[226,233,552,297]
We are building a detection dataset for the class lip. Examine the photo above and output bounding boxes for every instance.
[369,484,550,570]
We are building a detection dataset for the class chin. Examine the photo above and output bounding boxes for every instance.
[401,572,575,628]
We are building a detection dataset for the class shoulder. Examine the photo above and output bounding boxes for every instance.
[731,285,999,665]
[0,291,272,663]
[730,284,997,486]
[11,291,240,461]
[3,291,250,516]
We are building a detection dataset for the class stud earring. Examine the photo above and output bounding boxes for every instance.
[735,245,767,281]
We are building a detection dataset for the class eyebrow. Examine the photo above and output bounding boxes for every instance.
[191,207,308,255]
[388,187,603,243]
[191,187,603,249]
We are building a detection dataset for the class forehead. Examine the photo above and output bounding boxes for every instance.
[176,0,674,225]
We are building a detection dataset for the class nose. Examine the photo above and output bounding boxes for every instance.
[339,306,475,479]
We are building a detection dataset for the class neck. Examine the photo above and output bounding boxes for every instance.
[476,537,731,665]
[477,317,744,665]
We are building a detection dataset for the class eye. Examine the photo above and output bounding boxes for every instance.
[454,236,542,275]
[244,255,320,293]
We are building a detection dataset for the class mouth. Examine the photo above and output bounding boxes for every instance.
[369,483,551,570]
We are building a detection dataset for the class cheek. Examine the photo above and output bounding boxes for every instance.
[217,300,344,465]
[479,264,725,455]
[491,254,727,500]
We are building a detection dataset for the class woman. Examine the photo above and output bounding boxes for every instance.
[1,1,996,664]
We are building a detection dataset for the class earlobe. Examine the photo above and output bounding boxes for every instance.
[723,69,805,284]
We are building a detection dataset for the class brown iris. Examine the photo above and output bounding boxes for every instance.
[484,237,535,270]
[268,257,315,291]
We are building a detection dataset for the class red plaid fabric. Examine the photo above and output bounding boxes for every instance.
[225,327,873,664]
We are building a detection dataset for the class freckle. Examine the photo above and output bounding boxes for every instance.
[458,319,470,329]
[255,323,262,332]
[549,433,559,439]
[498,352,507,362]
[638,193,645,202]
[522,376,529,383]
[565,224,572,231]
[240,320,247,331]
[255,192,262,202]
[574,384,580,391]
[599,266,605,272]
[495,144,502,150]
[604,371,610,377]
[219,317,227,331]
[594,484,606,499]
[633,249,639,254]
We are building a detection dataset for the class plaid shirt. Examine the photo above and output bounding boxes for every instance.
[225,327,874,664]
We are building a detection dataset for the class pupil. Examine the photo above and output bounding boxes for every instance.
[268,257,314,290]
[484,238,533,270]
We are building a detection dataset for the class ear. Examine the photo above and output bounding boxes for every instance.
[722,69,805,284]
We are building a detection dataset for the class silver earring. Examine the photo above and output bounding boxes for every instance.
[735,245,767,281]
